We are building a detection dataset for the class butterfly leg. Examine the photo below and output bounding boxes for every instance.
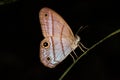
[73,50,78,58]
[78,44,85,52]
[70,54,75,62]
[79,42,88,50]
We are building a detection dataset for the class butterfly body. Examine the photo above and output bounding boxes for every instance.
[39,7,80,68]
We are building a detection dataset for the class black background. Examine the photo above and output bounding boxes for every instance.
[0,0,120,80]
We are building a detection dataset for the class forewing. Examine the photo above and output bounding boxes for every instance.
[39,7,75,40]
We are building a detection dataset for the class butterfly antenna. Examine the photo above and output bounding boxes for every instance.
[76,25,88,35]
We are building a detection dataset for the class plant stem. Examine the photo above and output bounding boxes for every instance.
[59,29,120,80]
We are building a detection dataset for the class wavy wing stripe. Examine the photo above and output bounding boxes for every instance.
[46,11,53,36]
[60,25,65,56]
[51,11,54,36]
[50,37,56,61]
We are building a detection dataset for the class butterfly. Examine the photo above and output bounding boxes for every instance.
[39,7,87,68]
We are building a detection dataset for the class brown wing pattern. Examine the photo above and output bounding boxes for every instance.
[39,7,75,40]
[39,7,78,68]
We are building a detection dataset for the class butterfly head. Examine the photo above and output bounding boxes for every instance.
[40,38,58,68]
[75,35,80,44]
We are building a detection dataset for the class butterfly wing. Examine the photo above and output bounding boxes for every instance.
[39,7,79,68]
[39,7,75,39]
